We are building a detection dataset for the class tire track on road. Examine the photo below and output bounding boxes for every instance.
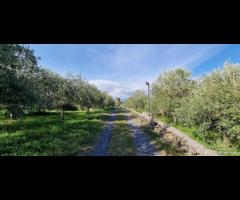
[90,112,116,156]
[127,114,159,156]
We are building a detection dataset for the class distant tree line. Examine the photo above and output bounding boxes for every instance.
[124,90,147,112]
[124,64,240,145]
[0,44,115,120]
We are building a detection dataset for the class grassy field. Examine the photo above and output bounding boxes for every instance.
[0,109,110,156]
[108,112,135,156]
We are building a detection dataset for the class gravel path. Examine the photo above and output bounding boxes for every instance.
[127,115,158,156]
[90,111,159,156]
[90,112,116,156]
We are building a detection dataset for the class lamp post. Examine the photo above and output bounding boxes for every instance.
[145,82,150,113]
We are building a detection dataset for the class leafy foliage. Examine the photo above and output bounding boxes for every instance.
[175,63,240,143]
[151,68,196,121]
[0,44,39,118]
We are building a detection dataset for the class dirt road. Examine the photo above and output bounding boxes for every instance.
[90,112,116,156]
[89,110,162,156]
[89,110,197,156]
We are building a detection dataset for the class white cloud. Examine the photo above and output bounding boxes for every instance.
[89,79,148,100]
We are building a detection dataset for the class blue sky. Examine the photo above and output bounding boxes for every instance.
[29,44,240,99]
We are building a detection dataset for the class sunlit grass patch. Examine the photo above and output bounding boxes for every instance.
[0,110,110,156]
[108,113,135,156]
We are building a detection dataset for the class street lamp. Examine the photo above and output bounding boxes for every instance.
[145,82,150,113]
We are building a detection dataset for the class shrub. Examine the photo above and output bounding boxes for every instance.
[175,62,240,143]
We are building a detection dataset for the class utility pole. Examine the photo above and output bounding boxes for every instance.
[145,82,150,113]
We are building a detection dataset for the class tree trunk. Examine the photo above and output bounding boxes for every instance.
[60,107,65,121]
[38,106,41,113]
[173,115,177,123]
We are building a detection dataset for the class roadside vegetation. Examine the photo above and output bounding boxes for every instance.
[130,113,185,156]
[124,64,240,155]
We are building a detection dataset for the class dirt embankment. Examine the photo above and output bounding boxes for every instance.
[126,107,218,156]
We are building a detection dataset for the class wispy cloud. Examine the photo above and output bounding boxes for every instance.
[89,44,228,98]
[89,79,148,100]
[87,44,228,80]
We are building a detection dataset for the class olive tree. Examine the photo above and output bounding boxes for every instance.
[0,44,39,118]
[103,93,115,108]
[124,90,147,112]
[34,68,59,112]
[175,63,240,143]
[152,68,196,122]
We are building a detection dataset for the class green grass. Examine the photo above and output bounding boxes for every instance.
[0,109,110,156]
[108,112,135,156]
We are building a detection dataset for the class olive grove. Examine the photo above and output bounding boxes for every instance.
[0,44,115,120]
